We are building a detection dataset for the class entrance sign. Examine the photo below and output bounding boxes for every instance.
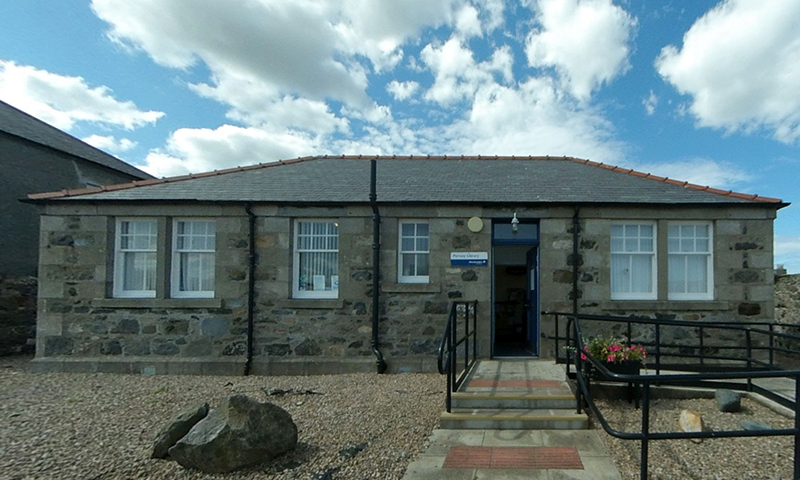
[451,252,488,266]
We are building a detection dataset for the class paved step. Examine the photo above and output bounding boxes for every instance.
[451,392,576,410]
[440,408,589,430]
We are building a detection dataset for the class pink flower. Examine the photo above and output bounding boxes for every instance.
[607,355,616,362]
[581,353,587,360]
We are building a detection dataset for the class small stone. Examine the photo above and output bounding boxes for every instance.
[678,409,704,443]
[716,389,742,412]
[740,420,773,431]
[339,442,368,458]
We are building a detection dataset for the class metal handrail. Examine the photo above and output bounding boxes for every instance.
[545,311,800,480]
[437,300,478,413]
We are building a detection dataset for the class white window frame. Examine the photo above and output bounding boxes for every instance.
[398,221,430,284]
[293,219,339,299]
[610,222,657,300]
[171,219,216,299]
[113,218,157,298]
[668,221,714,300]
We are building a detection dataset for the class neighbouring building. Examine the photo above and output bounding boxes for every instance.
[25,155,787,374]
[0,99,152,355]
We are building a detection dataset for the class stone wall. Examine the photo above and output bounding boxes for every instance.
[0,277,36,356]
[32,201,779,373]
[536,209,777,358]
[775,273,800,324]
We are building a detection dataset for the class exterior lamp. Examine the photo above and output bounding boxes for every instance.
[511,212,519,233]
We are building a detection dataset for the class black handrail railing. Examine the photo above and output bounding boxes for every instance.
[543,311,800,480]
[437,300,478,413]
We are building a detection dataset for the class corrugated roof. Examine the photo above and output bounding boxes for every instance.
[0,99,153,180]
[28,155,784,206]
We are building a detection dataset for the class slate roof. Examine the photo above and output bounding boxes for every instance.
[28,155,784,206]
[0,99,152,180]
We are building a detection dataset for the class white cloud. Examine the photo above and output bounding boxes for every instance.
[140,124,319,177]
[775,234,800,274]
[643,90,658,115]
[445,76,623,160]
[0,60,163,131]
[525,0,636,100]
[631,157,751,190]
[91,0,465,120]
[656,0,800,144]
[421,39,514,105]
[386,80,420,101]
[455,5,482,38]
[81,134,137,153]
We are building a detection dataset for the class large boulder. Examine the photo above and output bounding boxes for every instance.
[152,402,209,459]
[167,395,297,473]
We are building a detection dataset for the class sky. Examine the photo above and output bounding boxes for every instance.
[1,0,799,272]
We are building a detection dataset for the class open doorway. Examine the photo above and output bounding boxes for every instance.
[493,245,538,356]
[492,219,539,357]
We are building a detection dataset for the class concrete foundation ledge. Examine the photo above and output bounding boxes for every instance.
[29,355,443,376]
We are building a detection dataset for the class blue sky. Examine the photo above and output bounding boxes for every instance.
[1,0,799,272]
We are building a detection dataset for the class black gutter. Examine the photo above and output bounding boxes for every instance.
[572,207,580,317]
[370,159,388,374]
[244,203,257,376]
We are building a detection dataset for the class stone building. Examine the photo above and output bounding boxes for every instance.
[25,155,787,374]
[0,100,152,355]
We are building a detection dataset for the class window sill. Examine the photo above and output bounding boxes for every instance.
[93,298,223,309]
[277,298,345,309]
[382,283,441,293]
[601,300,729,311]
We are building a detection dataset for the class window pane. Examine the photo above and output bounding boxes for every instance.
[123,252,156,291]
[402,254,416,276]
[686,256,707,293]
[417,223,429,236]
[417,253,429,276]
[668,238,679,252]
[610,255,629,294]
[640,225,653,237]
[611,238,623,252]
[668,225,679,237]
[630,255,652,293]
[401,238,414,251]
[681,238,693,252]
[668,255,686,293]
[640,239,653,252]
[681,225,693,236]
[624,238,638,252]
[696,238,709,252]
[417,237,429,251]
[624,224,638,237]
[611,225,623,237]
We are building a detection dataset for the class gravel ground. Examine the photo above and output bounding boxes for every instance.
[0,356,443,480]
[594,396,796,480]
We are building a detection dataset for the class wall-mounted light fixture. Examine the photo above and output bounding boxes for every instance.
[511,212,519,233]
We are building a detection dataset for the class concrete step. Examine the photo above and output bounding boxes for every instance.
[439,408,589,430]
[451,392,576,410]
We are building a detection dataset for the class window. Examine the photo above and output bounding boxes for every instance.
[398,221,430,283]
[611,223,656,300]
[172,220,216,298]
[668,222,713,300]
[114,219,157,298]
[293,220,339,298]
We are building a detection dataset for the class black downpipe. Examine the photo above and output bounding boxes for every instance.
[244,203,257,376]
[572,208,580,317]
[370,160,388,374]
